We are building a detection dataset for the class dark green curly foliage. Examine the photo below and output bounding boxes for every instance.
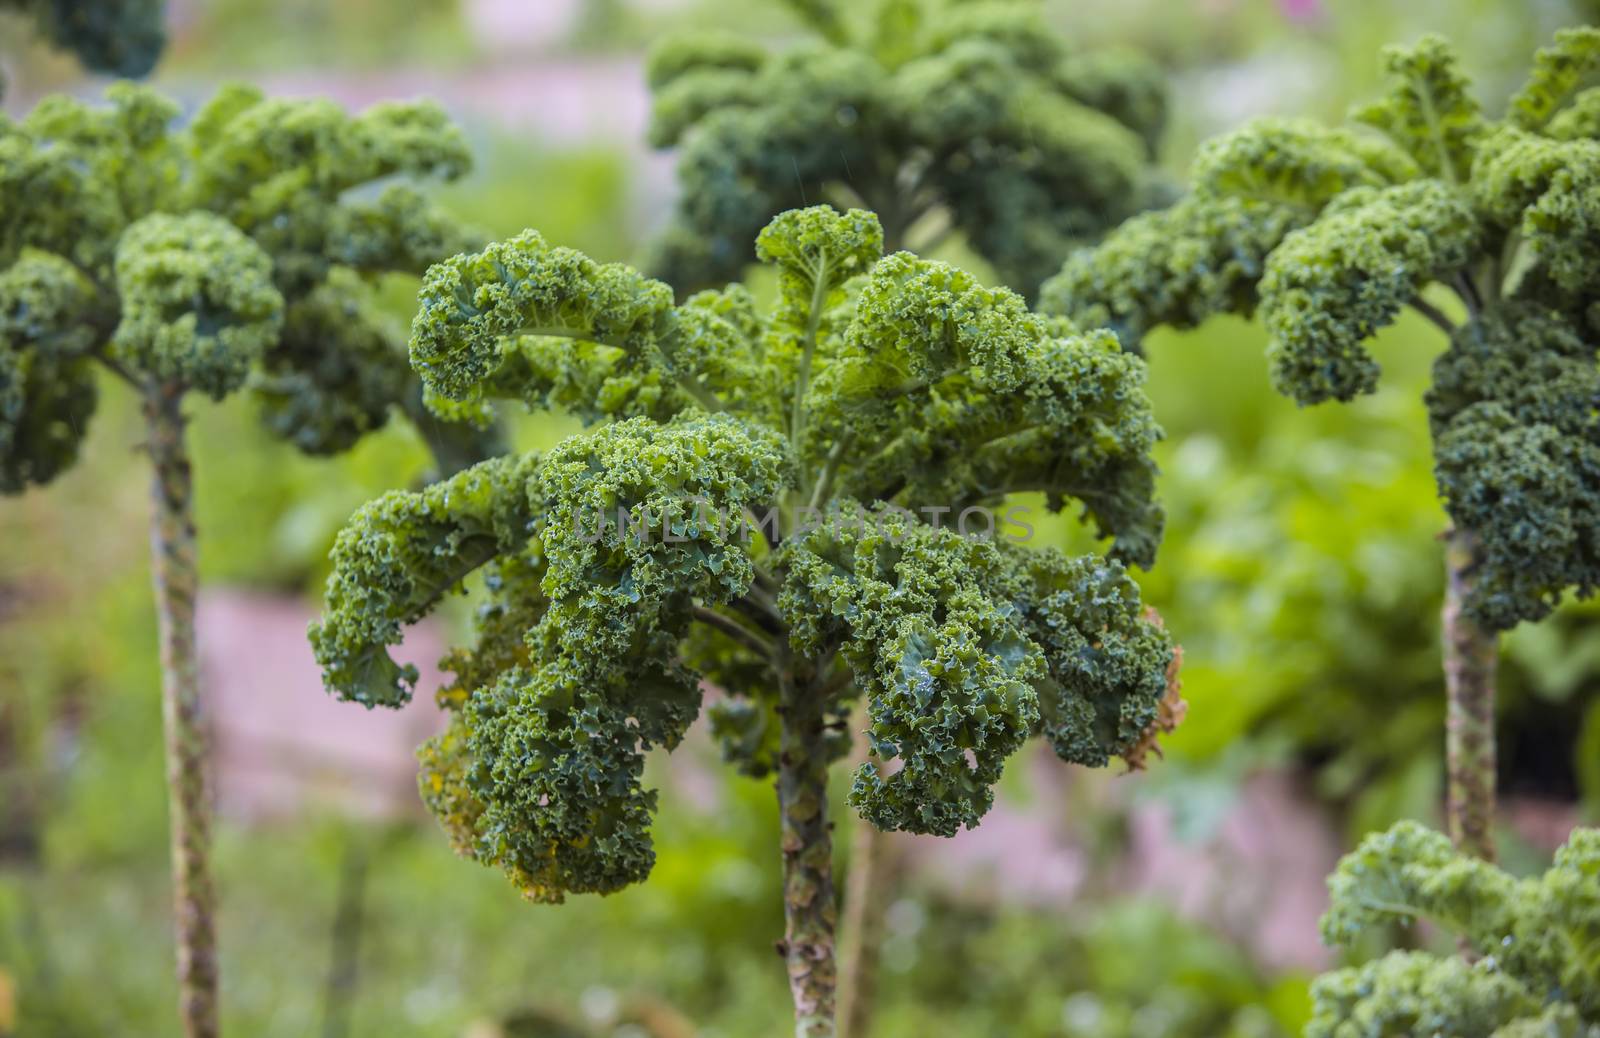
[409,228,682,423]
[310,452,541,709]
[1427,306,1600,629]
[253,274,411,455]
[0,251,103,491]
[812,249,1164,566]
[1039,195,1301,346]
[0,82,481,491]
[188,83,476,295]
[321,204,1173,900]
[1261,180,1479,405]
[1,0,165,78]
[644,0,1166,300]
[1039,117,1417,347]
[1047,31,1600,629]
[779,502,1172,836]
[1311,821,1600,1033]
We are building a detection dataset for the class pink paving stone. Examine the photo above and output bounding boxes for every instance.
[196,588,449,824]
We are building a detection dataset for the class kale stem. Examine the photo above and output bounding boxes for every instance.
[143,381,221,1038]
[1442,528,1499,863]
[1409,295,1458,337]
[691,604,777,659]
[808,434,853,513]
[790,252,831,455]
[776,661,840,1038]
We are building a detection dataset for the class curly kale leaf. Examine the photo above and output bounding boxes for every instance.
[1017,550,1176,767]
[0,251,102,491]
[1040,194,1302,348]
[780,502,1043,836]
[412,415,789,900]
[1260,181,1479,404]
[531,412,793,621]
[455,649,699,902]
[1308,951,1542,1038]
[1320,821,1519,948]
[1192,117,1416,211]
[1427,305,1600,629]
[1474,129,1600,298]
[0,84,178,276]
[310,452,540,708]
[187,84,473,295]
[781,503,1173,835]
[410,229,688,423]
[820,255,1165,563]
[0,347,97,494]
[1319,821,1600,1023]
[1352,35,1485,183]
[111,212,284,398]
[1509,27,1600,132]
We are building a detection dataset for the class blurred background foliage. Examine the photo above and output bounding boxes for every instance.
[1,0,1597,1035]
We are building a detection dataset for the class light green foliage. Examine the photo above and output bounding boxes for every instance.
[314,204,1176,902]
[1308,951,1541,1038]
[111,213,283,399]
[1351,35,1485,183]
[643,0,1167,299]
[1259,181,1479,404]
[0,81,480,488]
[1509,28,1600,132]
[1044,31,1600,630]
[1310,821,1600,1034]
[1039,118,1416,344]
[0,0,165,79]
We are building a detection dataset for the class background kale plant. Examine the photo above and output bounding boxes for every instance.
[0,81,481,1037]
[1043,27,1600,867]
[643,0,1168,300]
[310,204,1184,1037]
[0,0,165,84]
[1308,820,1599,1036]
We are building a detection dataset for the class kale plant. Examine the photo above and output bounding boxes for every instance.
[1309,820,1600,1037]
[1042,28,1600,864]
[0,82,481,1037]
[310,204,1183,1036]
[0,0,165,85]
[644,0,1168,300]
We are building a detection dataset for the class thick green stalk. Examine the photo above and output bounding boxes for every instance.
[777,665,838,1038]
[1442,529,1498,862]
[144,382,220,1038]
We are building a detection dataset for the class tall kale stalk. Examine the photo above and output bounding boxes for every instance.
[311,205,1185,1036]
[0,84,482,1035]
[1044,28,1600,864]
